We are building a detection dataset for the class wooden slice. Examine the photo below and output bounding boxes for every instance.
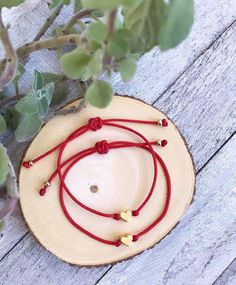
[19,95,195,266]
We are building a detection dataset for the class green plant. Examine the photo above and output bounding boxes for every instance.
[0,0,194,229]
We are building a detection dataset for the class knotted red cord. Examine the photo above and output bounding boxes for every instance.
[23,117,170,246]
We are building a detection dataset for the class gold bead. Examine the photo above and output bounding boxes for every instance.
[29,160,34,166]
[157,139,162,146]
[157,119,162,126]
[44,181,51,187]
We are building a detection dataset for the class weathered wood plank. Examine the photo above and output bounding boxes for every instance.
[213,259,236,285]
[155,20,236,170]
[96,134,236,285]
[0,234,111,285]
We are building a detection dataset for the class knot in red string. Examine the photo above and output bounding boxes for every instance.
[88,117,102,131]
[95,140,109,154]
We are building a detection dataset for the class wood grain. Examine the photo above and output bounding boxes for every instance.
[96,134,236,285]
[214,259,236,285]
[0,0,235,283]
[0,234,111,285]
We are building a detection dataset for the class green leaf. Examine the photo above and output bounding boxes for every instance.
[63,0,71,4]
[0,144,9,185]
[107,32,129,58]
[49,0,62,8]
[0,220,5,232]
[0,114,7,135]
[118,58,137,81]
[81,0,122,9]
[85,80,113,108]
[13,63,25,86]
[88,50,103,76]
[3,108,20,130]
[33,70,44,90]
[0,0,24,8]
[74,0,82,12]
[60,49,91,79]
[88,22,108,44]
[15,90,38,115]
[123,0,166,52]
[15,113,43,142]
[41,73,65,85]
[51,84,68,106]
[37,83,54,116]
[158,0,194,50]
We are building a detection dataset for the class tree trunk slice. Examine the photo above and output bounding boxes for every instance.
[19,95,195,266]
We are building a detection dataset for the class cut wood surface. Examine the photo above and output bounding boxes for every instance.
[0,0,235,284]
[19,96,195,266]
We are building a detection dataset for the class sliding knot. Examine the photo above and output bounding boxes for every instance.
[95,140,109,154]
[88,117,102,131]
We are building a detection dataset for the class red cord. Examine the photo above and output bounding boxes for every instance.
[23,117,170,246]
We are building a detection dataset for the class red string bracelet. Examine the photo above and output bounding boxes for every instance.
[59,144,171,247]
[23,117,170,246]
[23,117,168,221]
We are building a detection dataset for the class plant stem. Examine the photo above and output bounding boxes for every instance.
[0,94,24,109]
[103,9,117,70]
[34,3,63,41]
[0,9,17,91]
[63,9,93,34]
[16,34,82,60]
[107,9,117,37]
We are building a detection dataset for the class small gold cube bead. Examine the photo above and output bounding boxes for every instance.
[157,119,162,126]
[29,160,34,166]
[44,181,51,187]
[157,139,162,146]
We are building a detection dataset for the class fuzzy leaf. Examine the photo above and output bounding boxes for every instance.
[88,22,108,44]
[37,83,54,116]
[15,90,38,115]
[49,0,62,8]
[123,0,166,52]
[0,0,24,8]
[158,0,194,50]
[0,114,7,135]
[107,31,129,58]
[0,220,4,232]
[15,113,43,142]
[33,70,44,90]
[60,50,91,79]
[74,0,82,12]
[3,108,20,130]
[41,73,65,85]
[0,144,9,185]
[85,80,113,108]
[88,50,103,76]
[118,58,137,81]
[81,0,121,9]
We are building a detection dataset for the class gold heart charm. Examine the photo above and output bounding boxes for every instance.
[120,210,132,222]
[121,234,133,246]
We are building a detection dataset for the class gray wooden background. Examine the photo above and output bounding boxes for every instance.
[0,0,235,284]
